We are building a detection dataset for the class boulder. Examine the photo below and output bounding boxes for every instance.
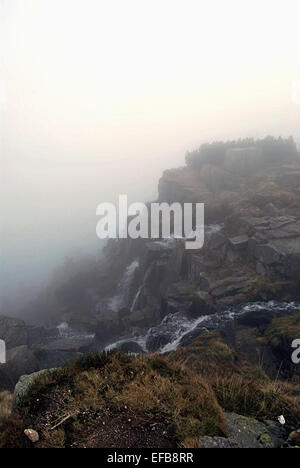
[188,292,216,318]
[13,369,56,411]
[210,277,250,299]
[228,235,249,251]
[118,341,145,354]
[200,413,286,449]
[288,429,300,447]
[263,203,279,217]
[255,243,281,265]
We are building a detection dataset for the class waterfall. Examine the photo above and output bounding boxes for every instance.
[130,263,153,313]
[108,259,139,312]
[105,300,300,354]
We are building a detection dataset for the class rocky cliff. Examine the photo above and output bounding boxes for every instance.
[1,137,300,448]
[1,137,300,386]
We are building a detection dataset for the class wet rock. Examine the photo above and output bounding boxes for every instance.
[118,341,145,354]
[188,291,216,318]
[236,310,275,327]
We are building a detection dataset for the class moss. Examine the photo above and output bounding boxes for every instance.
[258,433,274,448]
[168,331,237,377]
[243,277,296,302]
[264,313,300,348]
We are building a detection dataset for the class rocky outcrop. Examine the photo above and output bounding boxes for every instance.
[13,369,56,411]
[200,413,286,449]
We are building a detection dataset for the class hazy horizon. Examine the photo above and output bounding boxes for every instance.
[1,0,300,315]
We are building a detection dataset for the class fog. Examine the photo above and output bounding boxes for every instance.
[0,0,300,317]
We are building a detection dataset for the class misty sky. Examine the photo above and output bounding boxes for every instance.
[0,0,300,309]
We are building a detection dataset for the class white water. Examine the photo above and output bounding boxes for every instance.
[107,259,139,312]
[159,314,210,353]
[130,263,153,313]
[105,300,300,354]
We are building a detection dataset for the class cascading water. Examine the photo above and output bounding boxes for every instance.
[105,300,300,354]
[130,263,154,313]
[106,259,139,312]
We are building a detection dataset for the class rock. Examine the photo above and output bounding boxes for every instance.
[208,232,227,250]
[146,331,174,353]
[210,277,250,299]
[118,341,145,354]
[24,429,39,443]
[263,203,279,217]
[13,369,57,411]
[255,243,281,265]
[200,164,238,191]
[256,262,267,276]
[0,316,27,349]
[200,413,286,449]
[276,171,300,188]
[188,292,216,318]
[288,429,300,447]
[200,436,239,448]
[26,326,59,347]
[118,307,130,322]
[228,235,249,251]
[6,346,39,384]
[198,273,211,291]
[40,338,92,353]
[236,310,276,327]
[33,348,83,369]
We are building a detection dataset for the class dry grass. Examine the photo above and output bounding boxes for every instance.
[0,392,13,425]
[0,352,226,448]
[168,331,237,377]
[209,374,300,427]
[264,313,300,348]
